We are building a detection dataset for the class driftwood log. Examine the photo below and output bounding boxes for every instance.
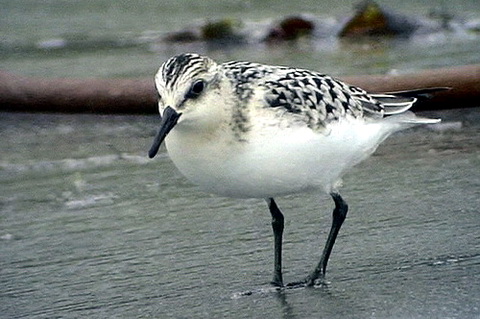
[0,64,479,114]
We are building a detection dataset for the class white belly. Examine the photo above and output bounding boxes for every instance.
[165,119,393,199]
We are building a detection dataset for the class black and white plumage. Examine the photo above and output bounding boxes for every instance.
[148,53,442,287]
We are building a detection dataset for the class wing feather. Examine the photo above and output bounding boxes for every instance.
[222,61,445,130]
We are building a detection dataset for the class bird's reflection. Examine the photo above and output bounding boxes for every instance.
[274,289,295,319]
[274,283,333,319]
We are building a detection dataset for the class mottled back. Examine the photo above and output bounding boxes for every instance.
[221,61,386,130]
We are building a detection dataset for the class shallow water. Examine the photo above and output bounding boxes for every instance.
[1,1,480,317]
[1,0,480,78]
[1,108,479,318]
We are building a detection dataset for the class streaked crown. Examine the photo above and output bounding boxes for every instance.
[155,53,219,112]
[157,53,216,90]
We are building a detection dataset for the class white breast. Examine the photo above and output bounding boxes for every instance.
[165,116,396,199]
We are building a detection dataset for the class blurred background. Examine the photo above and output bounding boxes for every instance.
[1,1,480,318]
[1,0,479,78]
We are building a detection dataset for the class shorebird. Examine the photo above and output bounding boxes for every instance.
[148,53,442,287]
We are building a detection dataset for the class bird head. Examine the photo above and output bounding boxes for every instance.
[148,53,222,158]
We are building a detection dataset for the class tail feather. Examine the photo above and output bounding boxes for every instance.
[372,87,449,117]
[383,111,441,125]
[384,87,450,99]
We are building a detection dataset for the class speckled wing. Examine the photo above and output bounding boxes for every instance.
[221,61,406,131]
[261,68,385,130]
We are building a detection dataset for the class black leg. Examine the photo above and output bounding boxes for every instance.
[305,192,348,286]
[266,198,285,287]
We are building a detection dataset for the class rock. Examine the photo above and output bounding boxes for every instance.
[163,18,244,43]
[201,19,243,41]
[163,30,200,43]
[264,16,315,42]
[339,0,424,37]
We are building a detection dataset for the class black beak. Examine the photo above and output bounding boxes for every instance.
[148,106,182,158]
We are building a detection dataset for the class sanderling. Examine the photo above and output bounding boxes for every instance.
[148,53,443,287]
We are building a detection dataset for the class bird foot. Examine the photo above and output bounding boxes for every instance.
[270,280,284,288]
[285,280,307,289]
[268,281,307,290]
[285,275,329,289]
[270,273,284,288]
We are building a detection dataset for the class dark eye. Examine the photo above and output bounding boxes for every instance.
[186,80,205,99]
